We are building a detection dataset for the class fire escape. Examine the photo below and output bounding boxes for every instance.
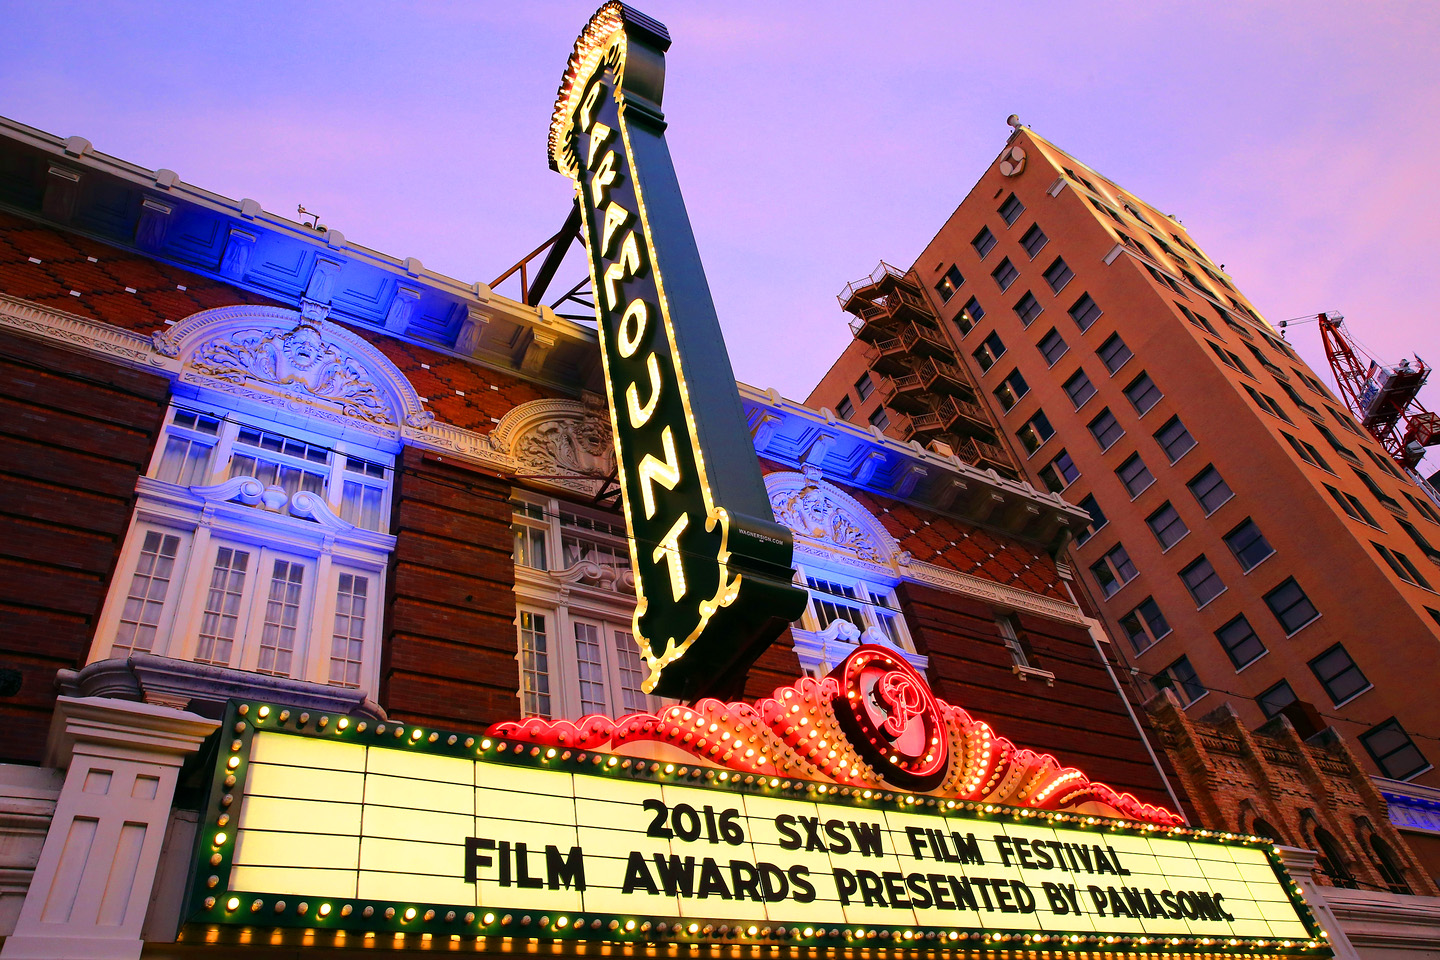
[840,263,1016,478]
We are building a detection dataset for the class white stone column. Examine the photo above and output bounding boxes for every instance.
[0,696,217,960]
[1278,845,1361,960]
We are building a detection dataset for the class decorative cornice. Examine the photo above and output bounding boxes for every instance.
[0,292,169,370]
[901,555,1087,624]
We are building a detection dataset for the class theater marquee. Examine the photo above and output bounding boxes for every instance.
[186,663,1327,954]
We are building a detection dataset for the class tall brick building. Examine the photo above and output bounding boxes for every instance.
[0,110,1209,956]
[808,124,1440,797]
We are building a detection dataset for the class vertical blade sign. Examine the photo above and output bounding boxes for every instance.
[547,3,807,699]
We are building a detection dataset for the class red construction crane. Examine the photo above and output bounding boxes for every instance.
[1317,312,1439,470]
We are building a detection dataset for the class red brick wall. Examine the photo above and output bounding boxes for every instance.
[382,448,522,730]
[901,581,1182,812]
[0,329,169,762]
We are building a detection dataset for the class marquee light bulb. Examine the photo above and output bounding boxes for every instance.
[404,907,416,921]
[258,706,270,719]
[226,897,240,911]
[213,832,227,846]
[319,903,331,917]
[226,756,240,769]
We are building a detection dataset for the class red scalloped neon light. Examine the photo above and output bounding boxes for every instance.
[488,645,1182,826]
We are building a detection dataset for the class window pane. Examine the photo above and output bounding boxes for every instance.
[114,531,181,656]
[1146,503,1188,548]
[1088,409,1125,451]
[518,611,551,718]
[1099,334,1133,374]
[1309,643,1368,704]
[1064,369,1096,408]
[934,265,964,302]
[994,369,1029,411]
[1361,719,1430,780]
[257,559,304,676]
[992,258,1019,292]
[1259,680,1296,718]
[1155,416,1195,462]
[1014,291,1043,325]
[574,621,608,715]
[1038,328,1068,365]
[1155,656,1205,705]
[854,373,874,401]
[1267,577,1320,633]
[999,193,1025,226]
[1075,494,1107,545]
[1118,453,1155,497]
[1043,257,1074,294]
[157,435,214,485]
[1069,293,1102,331]
[1188,465,1233,515]
[195,546,249,666]
[514,525,548,570]
[1225,519,1274,571]
[1216,615,1266,668]
[972,227,996,259]
[1125,373,1163,415]
[329,573,368,688]
[1020,224,1048,258]
[957,296,985,334]
[1181,556,1226,606]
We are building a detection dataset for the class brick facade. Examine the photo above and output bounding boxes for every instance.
[1147,691,1438,897]
[0,328,169,761]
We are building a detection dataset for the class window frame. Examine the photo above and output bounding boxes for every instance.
[1308,642,1371,706]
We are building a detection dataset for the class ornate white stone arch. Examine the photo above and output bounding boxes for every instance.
[764,470,902,573]
[152,305,429,440]
[490,396,616,497]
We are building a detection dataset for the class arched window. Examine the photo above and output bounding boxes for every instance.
[1310,823,1357,889]
[1369,834,1412,895]
[1250,818,1285,845]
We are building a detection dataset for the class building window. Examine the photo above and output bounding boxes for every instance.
[1153,656,1205,705]
[513,501,549,570]
[996,614,1040,670]
[1120,597,1171,652]
[994,369,1029,411]
[1088,408,1125,451]
[1188,464,1234,515]
[854,371,875,401]
[156,410,220,484]
[1181,556,1226,607]
[800,575,909,650]
[992,257,1019,292]
[1074,493,1107,546]
[1309,643,1369,705]
[1013,291,1043,326]
[935,265,964,302]
[972,226,997,259]
[1243,383,1291,422]
[1215,615,1266,669]
[1267,577,1320,634]
[1154,416,1195,463]
[1399,518,1440,562]
[194,546,249,666]
[329,573,370,688]
[1405,491,1440,525]
[956,296,985,335]
[1117,452,1155,497]
[1064,368,1096,409]
[1037,327,1068,366]
[1373,542,1433,590]
[1125,372,1163,415]
[836,395,855,420]
[1017,410,1055,455]
[1326,484,1378,526]
[869,407,890,430]
[1043,257,1074,294]
[1282,432,1330,471]
[1146,502,1189,549]
[1039,450,1080,492]
[1360,719,1430,781]
[1370,835,1414,895]
[1258,680,1296,718]
[1353,468,1401,511]
[518,610,552,718]
[99,399,393,691]
[1091,543,1137,598]
[1098,333,1133,374]
[973,331,1006,371]
[1068,293,1101,332]
[1020,224,1048,258]
[112,531,183,657]
[1225,519,1275,572]
[998,192,1025,226]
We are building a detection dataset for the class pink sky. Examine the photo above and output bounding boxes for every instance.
[1,1,1436,469]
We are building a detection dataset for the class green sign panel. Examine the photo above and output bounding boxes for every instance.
[547,4,806,697]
